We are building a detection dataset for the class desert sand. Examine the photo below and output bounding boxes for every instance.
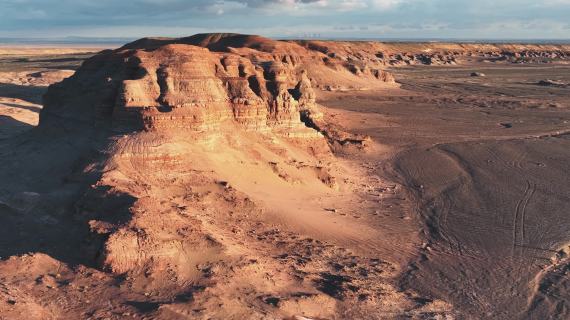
[0,35,568,319]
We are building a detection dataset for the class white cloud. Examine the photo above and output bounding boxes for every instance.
[240,0,408,11]
[543,0,570,4]
[369,0,407,9]
[0,0,568,39]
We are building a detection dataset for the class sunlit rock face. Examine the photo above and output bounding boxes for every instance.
[40,33,397,137]
[42,46,312,136]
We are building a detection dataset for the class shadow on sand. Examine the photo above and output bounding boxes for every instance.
[0,115,34,140]
[0,82,47,104]
[0,116,135,268]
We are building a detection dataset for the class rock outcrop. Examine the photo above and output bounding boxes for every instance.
[43,35,569,136]
[537,79,568,87]
[38,34,380,290]
[40,34,396,135]
[294,40,570,67]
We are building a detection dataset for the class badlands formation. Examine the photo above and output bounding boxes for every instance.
[0,34,570,319]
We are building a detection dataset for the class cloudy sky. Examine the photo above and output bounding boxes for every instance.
[0,0,569,40]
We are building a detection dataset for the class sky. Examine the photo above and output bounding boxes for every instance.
[0,0,569,40]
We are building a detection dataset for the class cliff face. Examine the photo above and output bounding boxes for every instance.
[113,44,317,136]
[41,46,308,136]
[40,34,396,134]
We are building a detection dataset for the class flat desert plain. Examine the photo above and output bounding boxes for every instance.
[320,63,570,318]
[0,38,569,319]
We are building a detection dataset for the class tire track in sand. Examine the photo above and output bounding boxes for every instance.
[512,180,536,258]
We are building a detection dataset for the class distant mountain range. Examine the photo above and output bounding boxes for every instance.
[1,36,570,46]
[0,36,135,46]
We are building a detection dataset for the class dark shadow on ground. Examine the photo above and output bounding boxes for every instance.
[31,57,86,63]
[0,115,34,141]
[0,124,134,267]
[0,83,47,104]
[0,186,137,266]
[126,301,161,313]
[0,53,94,72]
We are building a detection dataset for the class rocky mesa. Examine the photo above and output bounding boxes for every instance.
[40,33,396,134]
[4,34,444,319]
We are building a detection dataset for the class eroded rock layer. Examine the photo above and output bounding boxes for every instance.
[294,40,570,66]
[40,34,396,135]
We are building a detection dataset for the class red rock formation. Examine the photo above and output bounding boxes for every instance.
[41,34,396,136]
[294,40,570,67]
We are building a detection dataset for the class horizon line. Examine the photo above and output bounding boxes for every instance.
[1,35,570,45]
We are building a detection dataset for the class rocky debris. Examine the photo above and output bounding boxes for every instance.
[537,79,568,87]
[294,40,570,68]
[294,41,458,67]
[470,72,486,77]
[501,49,569,63]
[376,49,570,66]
